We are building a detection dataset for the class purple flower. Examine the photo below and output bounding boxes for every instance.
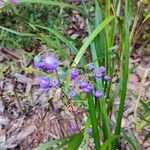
[10,0,20,4]
[44,55,59,70]
[34,61,45,69]
[50,79,60,87]
[70,90,77,97]
[88,64,95,71]
[87,127,92,134]
[82,87,91,93]
[94,90,104,99]
[95,71,103,78]
[70,124,78,133]
[0,1,5,8]
[70,68,80,80]
[80,79,88,88]
[87,83,94,91]
[103,75,111,81]
[38,76,50,89]
[34,55,45,69]
[99,66,106,73]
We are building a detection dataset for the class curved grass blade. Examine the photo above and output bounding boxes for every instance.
[36,136,70,150]
[20,0,82,12]
[33,25,79,55]
[112,0,131,149]
[0,25,37,37]
[140,99,150,112]
[72,16,114,66]
[67,132,83,150]
[100,135,120,150]
[122,131,141,150]
[94,0,107,67]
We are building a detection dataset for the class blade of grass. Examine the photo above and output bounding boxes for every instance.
[140,99,150,112]
[134,69,150,131]
[0,25,37,37]
[88,93,100,150]
[112,0,131,149]
[40,33,69,60]
[67,132,83,150]
[94,0,107,66]
[99,98,111,141]
[100,135,120,150]
[33,25,79,55]
[129,0,142,43]
[122,131,141,150]
[72,16,115,66]
[20,0,82,12]
[40,33,63,51]
[36,136,70,150]
[105,0,111,17]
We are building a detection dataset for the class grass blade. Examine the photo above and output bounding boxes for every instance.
[33,25,79,55]
[36,136,70,150]
[112,0,131,149]
[20,0,82,12]
[88,93,100,150]
[140,99,150,112]
[72,16,115,66]
[67,133,83,150]
[122,131,141,150]
[0,25,37,37]
[100,135,120,150]
[94,0,107,66]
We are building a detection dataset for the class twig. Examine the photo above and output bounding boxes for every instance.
[12,79,23,113]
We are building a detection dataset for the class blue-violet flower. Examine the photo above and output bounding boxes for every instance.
[70,90,77,97]
[44,55,58,70]
[94,90,104,99]
[80,79,88,88]
[103,75,111,81]
[70,68,80,80]
[99,66,106,73]
[87,127,92,134]
[95,71,103,78]
[38,76,50,89]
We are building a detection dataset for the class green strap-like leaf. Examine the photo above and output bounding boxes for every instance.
[33,25,79,55]
[88,93,100,150]
[0,25,37,37]
[36,136,70,150]
[72,16,115,66]
[67,133,83,150]
[100,135,120,150]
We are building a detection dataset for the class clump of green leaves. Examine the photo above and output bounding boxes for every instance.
[0,1,70,49]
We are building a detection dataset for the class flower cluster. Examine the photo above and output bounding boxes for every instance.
[34,55,59,89]
[69,65,111,99]
[34,55,59,70]
[34,54,111,99]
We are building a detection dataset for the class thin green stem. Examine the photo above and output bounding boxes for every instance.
[99,98,111,141]
[88,93,100,150]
